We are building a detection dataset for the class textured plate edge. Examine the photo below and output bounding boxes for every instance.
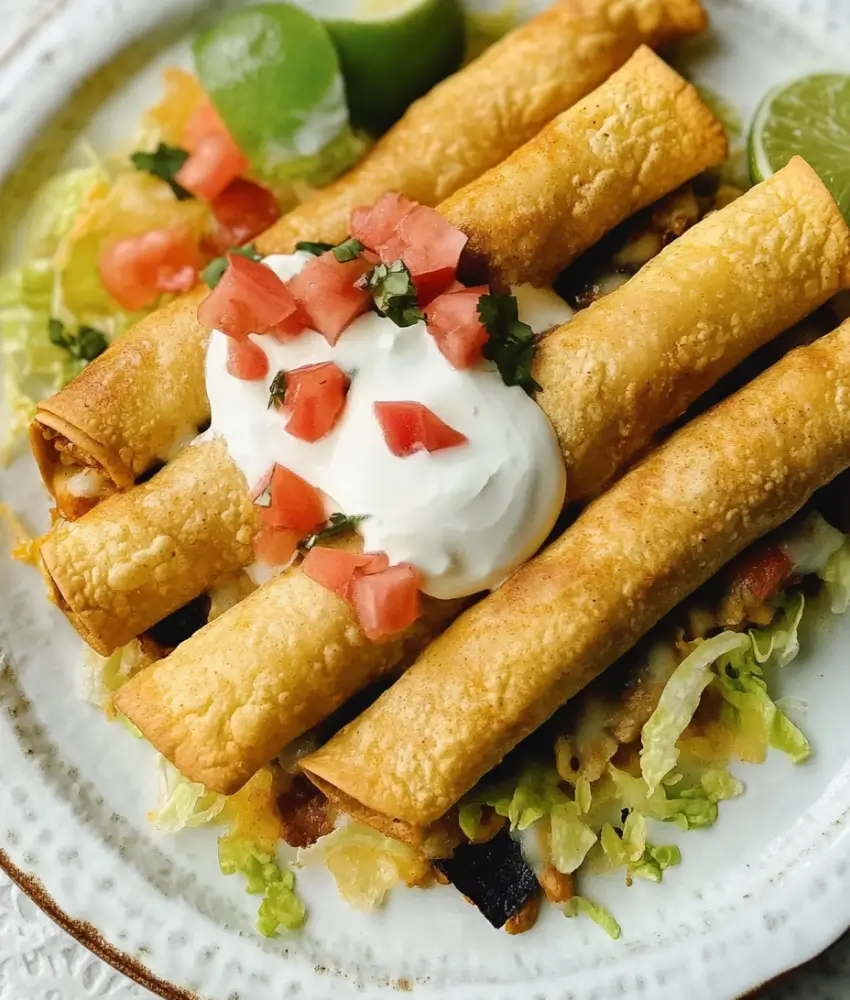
[1,0,849,999]
[0,848,202,1000]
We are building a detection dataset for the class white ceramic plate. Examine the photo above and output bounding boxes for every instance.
[2,2,850,998]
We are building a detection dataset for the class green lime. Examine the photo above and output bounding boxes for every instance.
[193,4,349,177]
[323,0,465,134]
[748,73,850,219]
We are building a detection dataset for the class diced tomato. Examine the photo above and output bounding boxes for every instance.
[197,254,302,339]
[251,463,325,534]
[253,526,300,567]
[175,132,249,202]
[731,545,793,602]
[374,401,467,457]
[210,178,280,251]
[98,226,200,311]
[395,206,469,304]
[302,547,388,599]
[351,195,467,303]
[182,100,227,152]
[176,101,249,203]
[351,563,423,641]
[425,286,490,368]
[226,337,268,381]
[278,362,349,442]
[287,253,371,345]
[350,193,417,252]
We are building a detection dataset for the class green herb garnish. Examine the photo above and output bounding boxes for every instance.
[48,318,108,362]
[478,292,541,394]
[295,241,334,256]
[359,260,424,328]
[202,244,263,288]
[268,370,287,409]
[304,512,368,550]
[332,237,365,263]
[130,143,192,200]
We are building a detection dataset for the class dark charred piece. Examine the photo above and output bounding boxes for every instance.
[433,831,538,928]
[146,594,211,652]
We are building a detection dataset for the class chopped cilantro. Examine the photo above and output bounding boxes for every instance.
[48,318,108,363]
[303,512,368,550]
[478,293,541,394]
[295,241,334,256]
[268,370,287,409]
[332,237,365,263]
[359,260,424,328]
[130,143,192,200]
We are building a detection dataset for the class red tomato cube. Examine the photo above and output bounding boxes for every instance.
[197,254,302,339]
[350,563,423,641]
[251,464,325,534]
[425,286,490,368]
[374,401,468,457]
[277,362,350,442]
[288,253,371,345]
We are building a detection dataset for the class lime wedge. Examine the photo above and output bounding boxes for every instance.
[323,0,465,134]
[748,74,850,219]
[193,4,350,179]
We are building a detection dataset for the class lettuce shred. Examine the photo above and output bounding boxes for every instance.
[562,896,622,940]
[640,632,749,793]
[219,835,306,936]
[150,757,227,833]
[459,763,597,875]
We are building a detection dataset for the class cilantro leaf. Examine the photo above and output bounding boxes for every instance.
[359,260,424,328]
[303,512,368,550]
[478,293,541,394]
[268,370,287,409]
[332,237,365,263]
[295,241,334,256]
[49,318,108,363]
[130,143,192,200]
[202,244,263,288]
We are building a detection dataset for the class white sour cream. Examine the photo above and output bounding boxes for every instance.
[205,253,572,600]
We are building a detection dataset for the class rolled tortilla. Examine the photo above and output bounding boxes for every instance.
[114,163,850,794]
[535,155,850,501]
[439,46,726,287]
[40,437,257,655]
[31,0,706,520]
[42,51,726,658]
[301,318,850,828]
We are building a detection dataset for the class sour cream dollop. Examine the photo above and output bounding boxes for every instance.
[205,252,572,599]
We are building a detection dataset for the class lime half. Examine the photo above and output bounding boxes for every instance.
[323,0,465,134]
[193,5,349,177]
[749,73,850,220]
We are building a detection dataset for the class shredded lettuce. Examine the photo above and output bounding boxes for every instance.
[460,764,597,874]
[150,758,227,833]
[750,591,805,668]
[562,896,622,940]
[640,632,750,793]
[609,765,741,831]
[78,640,151,710]
[296,820,428,911]
[219,835,306,936]
[823,540,850,613]
[0,162,114,459]
[714,631,811,764]
[780,511,845,575]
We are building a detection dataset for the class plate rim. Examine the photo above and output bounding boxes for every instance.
[1,2,849,999]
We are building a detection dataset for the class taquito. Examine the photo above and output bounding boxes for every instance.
[113,163,850,795]
[44,50,727,657]
[31,0,707,520]
[301,318,850,829]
